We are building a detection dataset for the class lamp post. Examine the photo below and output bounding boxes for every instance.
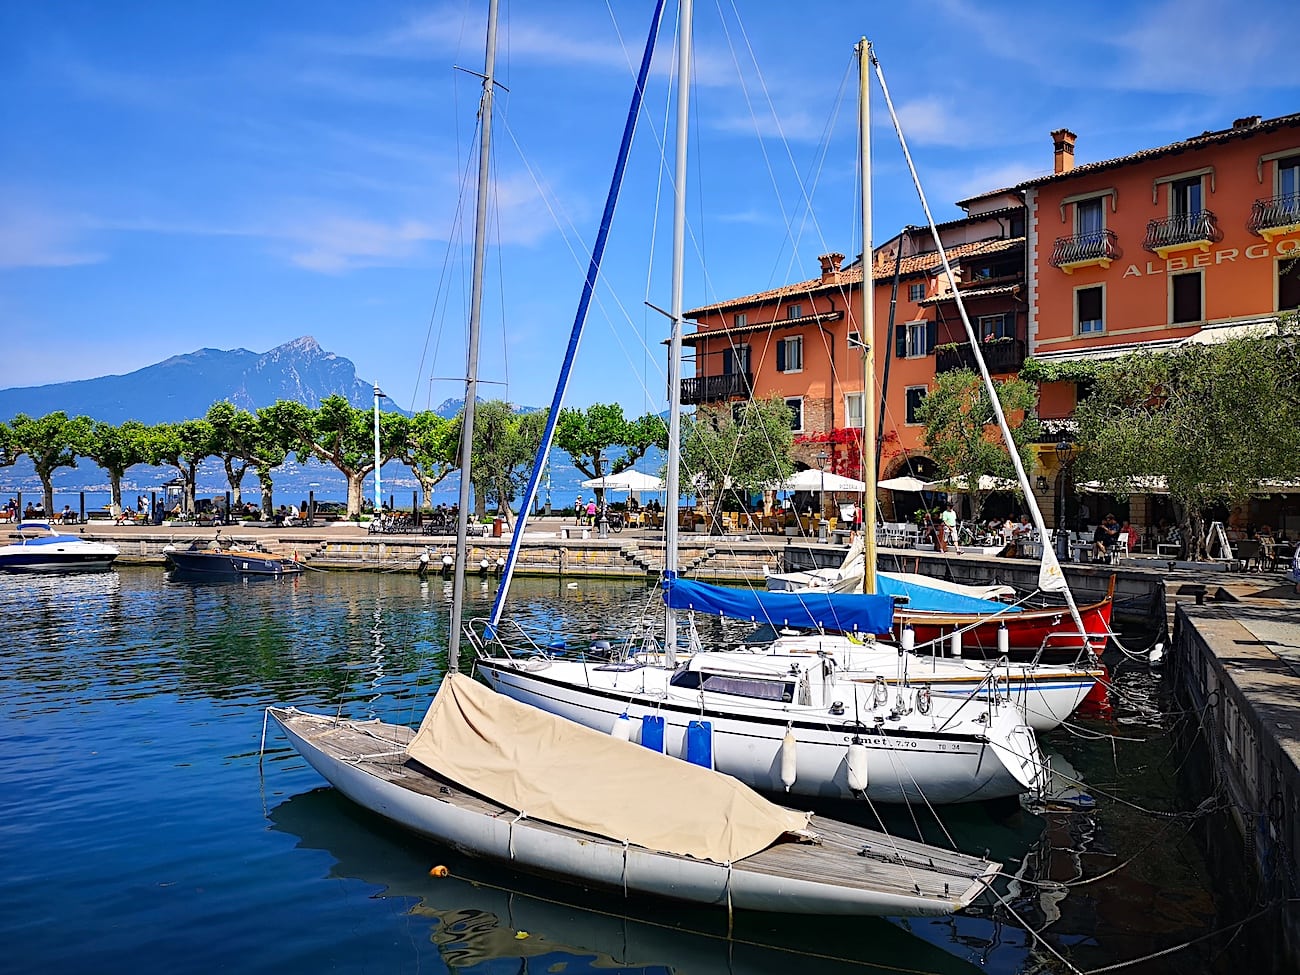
[373,385,386,514]
[1055,440,1075,559]
[816,450,829,541]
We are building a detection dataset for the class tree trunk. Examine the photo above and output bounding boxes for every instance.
[346,475,365,518]
[108,472,123,510]
[39,472,54,518]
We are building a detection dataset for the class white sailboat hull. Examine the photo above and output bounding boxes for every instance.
[268,707,1000,916]
[476,658,1047,805]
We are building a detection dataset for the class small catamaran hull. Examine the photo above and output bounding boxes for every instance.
[267,707,1000,916]
[476,659,1045,805]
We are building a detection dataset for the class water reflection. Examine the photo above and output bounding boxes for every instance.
[268,787,992,975]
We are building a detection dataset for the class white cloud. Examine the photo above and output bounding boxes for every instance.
[0,201,103,269]
[892,96,977,148]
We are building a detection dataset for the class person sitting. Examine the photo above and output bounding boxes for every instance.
[1121,520,1139,552]
[1092,513,1120,561]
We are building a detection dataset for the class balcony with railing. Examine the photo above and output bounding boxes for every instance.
[1248,194,1300,241]
[935,338,1026,375]
[1048,230,1121,274]
[680,372,753,405]
[1142,210,1223,258]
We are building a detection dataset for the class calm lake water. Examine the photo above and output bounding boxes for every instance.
[0,568,1232,973]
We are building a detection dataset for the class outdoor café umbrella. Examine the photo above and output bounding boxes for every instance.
[922,474,1019,492]
[778,469,868,493]
[877,475,929,492]
[579,470,665,493]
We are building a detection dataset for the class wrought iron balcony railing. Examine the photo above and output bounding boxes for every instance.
[1049,230,1121,268]
[680,372,753,405]
[1142,210,1223,253]
[935,339,1026,375]
[1248,194,1300,236]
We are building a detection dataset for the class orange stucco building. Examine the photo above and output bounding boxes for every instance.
[682,110,1299,528]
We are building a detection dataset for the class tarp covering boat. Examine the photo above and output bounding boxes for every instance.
[406,673,811,864]
[663,577,894,634]
[875,572,1021,616]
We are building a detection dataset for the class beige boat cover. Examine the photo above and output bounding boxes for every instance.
[406,673,811,864]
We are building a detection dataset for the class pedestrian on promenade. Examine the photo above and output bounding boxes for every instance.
[586,498,597,525]
[575,496,583,525]
[941,502,961,554]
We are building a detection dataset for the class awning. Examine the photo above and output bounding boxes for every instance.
[778,469,868,492]
[923,475,1019,492]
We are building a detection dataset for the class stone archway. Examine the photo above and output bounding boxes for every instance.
[879,454,941,523]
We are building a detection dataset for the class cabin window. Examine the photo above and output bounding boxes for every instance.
[904,386,927,425]
[785,397,803,432]
[1170,271,1202,323]
[1076,284,1104,334]
[776,336,803,372]
[670,669,795,703]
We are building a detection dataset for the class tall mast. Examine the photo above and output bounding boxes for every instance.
[448,0,499,673]
[663,0,692,666]
[858,39,878,595]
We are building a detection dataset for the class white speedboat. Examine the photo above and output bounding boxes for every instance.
[0,521,119,572]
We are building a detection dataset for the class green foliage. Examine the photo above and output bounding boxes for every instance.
[146,419,218,511]
[9,412,94,513]
[403,410,457,506]
[0,420,18,467]
[84,420,151,507]
[915,369,1039,517]
[680,397,794,530]
[1018,357,1101,384]
[1074,332,1300,554]
[462,400,546,519]
[554,404,662,501]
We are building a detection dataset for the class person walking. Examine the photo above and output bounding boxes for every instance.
[941,502,961,554]
[575,496,584,525]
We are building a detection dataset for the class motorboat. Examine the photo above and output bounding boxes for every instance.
[163,533,302,578]
[0,521,119,572]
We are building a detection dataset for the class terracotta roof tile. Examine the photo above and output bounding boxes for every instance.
[917,283,1020,307]
[685,237,1024,318]
[1018,112,1300,189]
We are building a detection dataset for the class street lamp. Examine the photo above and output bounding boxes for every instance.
[816,450,829,539]
[374,385,386,514]
[1055,440,1075,558]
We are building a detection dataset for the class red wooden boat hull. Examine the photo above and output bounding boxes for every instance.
[891,577,1115,664]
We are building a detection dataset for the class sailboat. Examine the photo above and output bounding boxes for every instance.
[474,32,1048,806]
[764,534,1117,665]
[266,2,1002,917]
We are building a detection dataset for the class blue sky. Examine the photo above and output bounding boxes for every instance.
[2,0,1296,417]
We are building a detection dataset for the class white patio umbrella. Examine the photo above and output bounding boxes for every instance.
[579,470,665,492]
[877,475,929,492]
[778,469,868,493]
[923,474,1019,492]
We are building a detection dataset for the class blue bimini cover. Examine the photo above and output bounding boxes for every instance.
[874,573,1021,616]
[663,577,894,634]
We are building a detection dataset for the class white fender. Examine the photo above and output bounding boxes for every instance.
[997,623,1009,657]
[901,624,915,654]
[847,738,869,793]
[611,713,636,741]
[780,728,797,792]
[949,628,963,658]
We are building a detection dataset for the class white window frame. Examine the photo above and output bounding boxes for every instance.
[1278,155,1300,200]
[779,335,803,373]
[786,303,803,320]
[1168,174,1204,218]
[844,392,864,429]
[978,313,1012,340]
[1075,283,1105,335]
[733,312,748,328]
[907,282,924,302]
[905,321,928,358]
[1075,196,1105,239]
[904,386,927,426]
[785,397,804,433]
[1169,269,1204,324]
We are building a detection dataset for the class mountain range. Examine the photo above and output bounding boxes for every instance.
[0,336,392,425]
[0,338,651,505]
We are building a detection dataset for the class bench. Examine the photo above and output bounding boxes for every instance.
[561,525,591,540]
[1156,543,1181,557]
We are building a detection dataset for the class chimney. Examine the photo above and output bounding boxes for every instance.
[1232,115,1261,129]
[817,252,845,283]
[1050,128,1077,174]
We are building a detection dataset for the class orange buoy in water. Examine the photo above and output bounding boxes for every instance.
[429,865,449,878]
